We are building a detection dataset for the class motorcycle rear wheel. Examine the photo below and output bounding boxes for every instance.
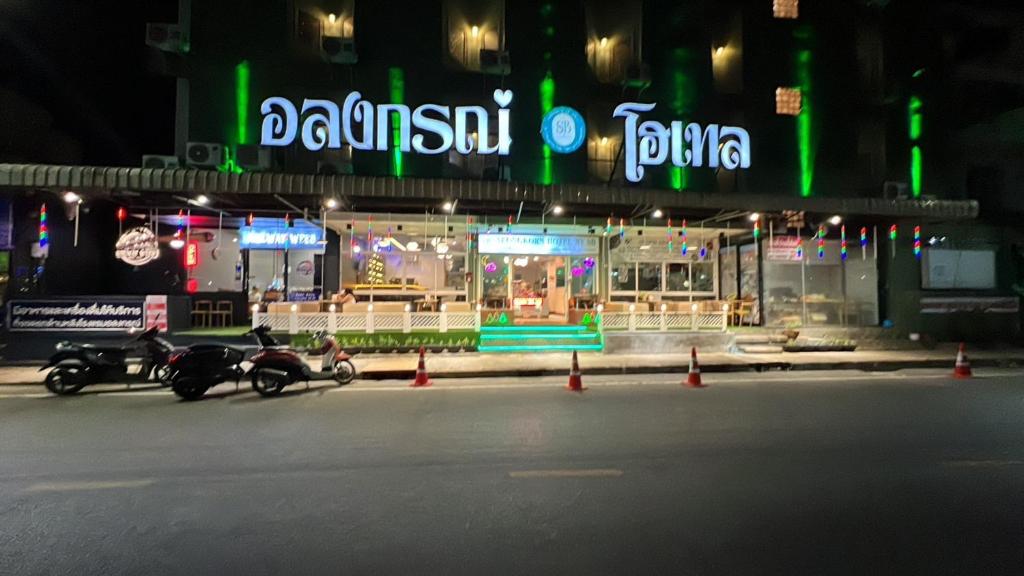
[171,377,209,401]
[45,367,88,395]
[251,369,287,397]
[334,360,356,385]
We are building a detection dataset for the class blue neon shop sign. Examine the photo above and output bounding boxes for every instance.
[240,224,324,250]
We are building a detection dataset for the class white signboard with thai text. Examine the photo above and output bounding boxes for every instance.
[478,234,599,256]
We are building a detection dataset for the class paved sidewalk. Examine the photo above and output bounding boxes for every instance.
[7,344,1022,386]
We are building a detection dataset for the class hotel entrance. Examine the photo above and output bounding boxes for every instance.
[477,233,599,326]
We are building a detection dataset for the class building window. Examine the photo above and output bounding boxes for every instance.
[776,87,802,116]
[773,0,798,19]
[587,135,621,182]
[444,0,507,73]
[583,0,643,84]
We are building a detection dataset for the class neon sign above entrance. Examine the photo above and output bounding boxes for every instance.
[260,90,513,156]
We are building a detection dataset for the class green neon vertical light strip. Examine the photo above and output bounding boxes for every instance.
[910,146,922,198]
[539,73,555,185]
[389,67,405,178]
[668,48,694,191]
[235,61,250,145]
[796,49,814,197]
[908,96,922,197]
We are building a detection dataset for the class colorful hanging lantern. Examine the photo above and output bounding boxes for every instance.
[466,216,474,249]
[860,227,868,248]
[247,212,255,226]
[753,219,761,240]
[386,225,393,253]
[796,236,804,260]
[840,225,848,261]
[117,207,127,222]
[667,218,673,252]
[681,219,688,256]
[38,203,48,249]
[367,215,374,250]
[618,218,625,239]
[889,224,898,259]
[507,215,513,232]
[606,217,613,236]
[913,226,922,260]
[817,225,825,260]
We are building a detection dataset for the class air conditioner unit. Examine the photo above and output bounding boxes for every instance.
[236,145,272,171]
[623,62,651,89]
[317,160,354,175]
[321,36,357,64]
[185,142,225,168]
[883,181,909,200]
[479,49,511,75]
[145,23,187,53]
[142,155,181,169]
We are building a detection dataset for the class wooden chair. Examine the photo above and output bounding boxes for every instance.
[191,300,213,328]
[212,300,233,327]
[731,300,753,327]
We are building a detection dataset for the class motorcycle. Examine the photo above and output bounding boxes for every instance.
[166,342,247,401]
[41,326,174,395]
[248,326,356,397]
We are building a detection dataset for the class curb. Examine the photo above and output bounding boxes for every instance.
[4,358,1022,387]
[353,357,1024,381]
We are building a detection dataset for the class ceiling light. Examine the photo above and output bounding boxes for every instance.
[195,195,209,205]
[328,13,336,23]
[748,212,761,222]
[552,205,564,216]
[652,209,663,219]
[442,201,453,212]
[325,198,338,209]
[62,191,81,204]
[471,25,479,37]
[600,37,608,47]
[169,238,185,250]
[828,215,842,226]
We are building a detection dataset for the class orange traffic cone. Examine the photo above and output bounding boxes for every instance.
[953,342,972,379]
[685,347,706,388]
[411,346,432,387]
[566,350,586,392]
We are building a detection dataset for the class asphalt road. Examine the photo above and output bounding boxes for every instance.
[1,370,1023,575]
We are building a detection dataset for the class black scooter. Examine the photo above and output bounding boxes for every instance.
[166,343,247,401]
[41,326,174,395]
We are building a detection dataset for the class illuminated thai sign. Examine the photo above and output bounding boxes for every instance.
[240,225,325,251]
[612,102,750,183]
[115,227,160,266]
[185,241,200,268]
[478,234,599,256]
[260,89,513,156]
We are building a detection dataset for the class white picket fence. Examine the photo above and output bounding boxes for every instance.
[254,309,479,334]
[254,308,727,335]
[598,311,728,332]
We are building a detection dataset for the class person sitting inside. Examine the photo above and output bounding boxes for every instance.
[333,288,357,310]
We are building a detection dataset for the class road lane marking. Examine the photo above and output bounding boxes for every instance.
[509,468,623,478]
[24,479,155,493]
[943,460,1024,468]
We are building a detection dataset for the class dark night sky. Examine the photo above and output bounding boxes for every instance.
[0,0,179,166]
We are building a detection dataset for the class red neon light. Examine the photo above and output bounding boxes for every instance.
[186,278,198,294]
[185,241,200,268]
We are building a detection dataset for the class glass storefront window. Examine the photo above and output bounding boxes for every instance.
[739,244,760,324]
[720,246,738,299]
[481,255,508,306]
[611,263,635,291]
[691,262,715,293]
[762,239,879,327]
[637,262,662,292]
[666,263,690,292]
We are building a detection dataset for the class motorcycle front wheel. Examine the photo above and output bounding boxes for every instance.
[333,360,356,385]
[171,376,209,401]
[45,366,88,395]
[155,364,175,387]
[251,369,287,397]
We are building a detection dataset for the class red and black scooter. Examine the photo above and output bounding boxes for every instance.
[248,326,356,397]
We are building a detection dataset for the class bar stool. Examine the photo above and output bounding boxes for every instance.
[212,300,233,327]
[192,300,213,328]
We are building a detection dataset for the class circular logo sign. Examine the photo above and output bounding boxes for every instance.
[115,227,160,266]
[541,106,586,154]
